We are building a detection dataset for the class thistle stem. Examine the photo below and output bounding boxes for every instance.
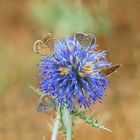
[62,108,73,140]
[51,106,60,140]
[66,110,72,140]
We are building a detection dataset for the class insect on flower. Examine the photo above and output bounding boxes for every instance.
[101,64,120,76]
[75,33,120,76]
[35,94,56,112]
[33,33,54,56]
[36,33,120,110]
[75,32,96,49]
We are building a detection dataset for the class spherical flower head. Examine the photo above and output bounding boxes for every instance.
[38,36,112,110]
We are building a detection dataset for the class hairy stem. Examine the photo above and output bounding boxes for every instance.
[66,110,72,140]
[51,106,60,140]
[62,107,73,140]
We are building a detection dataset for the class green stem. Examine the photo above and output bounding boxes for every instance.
[66,110,72,140]
[51,106,60,140]
[62,107,73,140]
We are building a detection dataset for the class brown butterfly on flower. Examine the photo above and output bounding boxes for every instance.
[100,64,121,76]
[35,94,56,112]
[33,33,54,56]
[75,32,96,49]
[75,32,121,76]
[30,86,56,112]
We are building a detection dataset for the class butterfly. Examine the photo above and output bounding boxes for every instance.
[75,33,120,76]
[101,64,121,76]
[75,32,96,50]
[35,94,56,112]
[33,33,54,56]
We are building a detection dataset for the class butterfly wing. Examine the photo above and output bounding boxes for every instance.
[75,33,96,49]
[33,33,54,56]
[35,94,56,112]
[101,64,121,76]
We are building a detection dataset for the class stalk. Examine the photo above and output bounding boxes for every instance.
[51,106,60,140]
[62,107,73,140]
[66,110,72,140]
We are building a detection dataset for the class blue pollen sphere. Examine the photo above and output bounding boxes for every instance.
[38,36,112,110]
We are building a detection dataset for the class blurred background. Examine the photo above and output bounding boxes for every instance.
[0,0,140,139]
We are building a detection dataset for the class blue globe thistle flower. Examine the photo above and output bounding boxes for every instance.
[38,36,112,110]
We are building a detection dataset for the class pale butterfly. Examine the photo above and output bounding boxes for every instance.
[35,94,56,112]
[75,32,96,50]
[33,33,54,56]
[30,86,56,112]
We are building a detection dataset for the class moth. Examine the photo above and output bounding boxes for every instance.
[75,32,96,49]
[33,33,54,56]
[101,64,121,76]
[35,94,56,112]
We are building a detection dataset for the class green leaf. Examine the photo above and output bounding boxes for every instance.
[71,109,112,132]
